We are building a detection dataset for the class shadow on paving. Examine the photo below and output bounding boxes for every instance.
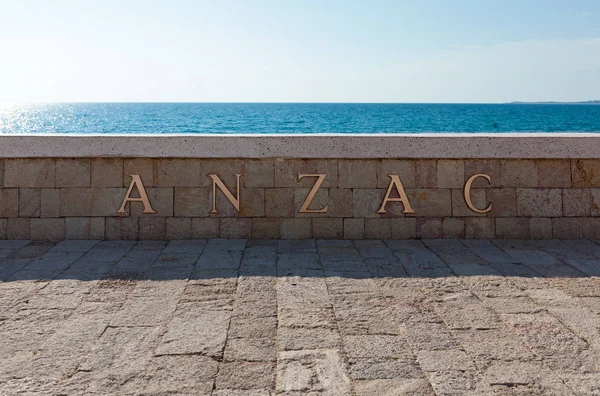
[2,238,600,283]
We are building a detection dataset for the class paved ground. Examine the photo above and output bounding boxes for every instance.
[2,239,600,395]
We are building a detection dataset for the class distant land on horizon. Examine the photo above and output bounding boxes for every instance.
[507,100,600,104]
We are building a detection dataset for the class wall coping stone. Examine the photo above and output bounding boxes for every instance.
[0,133,599,159]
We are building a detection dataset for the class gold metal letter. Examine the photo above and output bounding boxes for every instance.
[209,174,242,214]
[464,173,492,213]
[117,175,156,214]
[298,174,328,213]
[377,175,416,214]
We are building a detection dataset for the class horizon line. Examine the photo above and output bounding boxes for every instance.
[1,100,599,105]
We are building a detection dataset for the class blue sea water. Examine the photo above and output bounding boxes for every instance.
[0,103,599,134]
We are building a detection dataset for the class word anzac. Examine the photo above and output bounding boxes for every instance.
[117,173,493,215]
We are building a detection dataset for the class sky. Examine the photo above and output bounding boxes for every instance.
[0,0,599,103]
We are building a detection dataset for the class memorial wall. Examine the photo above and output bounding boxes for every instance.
[0,134,598,240]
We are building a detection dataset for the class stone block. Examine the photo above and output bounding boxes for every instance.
[592,189,600,217]
[56,159,91,187]
[123,158,154,187]
[294,187,328,217]
[465,218,495,239]
[563,189,591,217]
[174,188,210,217]
[530,218,552,239]
[252,218,281,238]
[106,217,139,240]
[4,159,55,188]
[139,217,166,240]
[552,218,582,239]
[452,188,487,217]
[464,160,501,188]
[0,189,18,217]
[377,160,415,188]
[537,160,571,188]
[221,218,251,238]
[391,218,416,239]
[281,218,311,239]
[130,188,174,217]
[0,218,6,239]
[572,160,600,187]
[166,217,192,239]
[407,189,451,217]
[192,218,220,239]
[0,160,4,187]
[89,218,105,239]
[30,218,64,241]
[239,188,265,217]
[61,188,127,217]
[365,218,391,239]
[416,218,442,238]
[18,188,41,217]
[274,159,338,188]
[583,218,600,239]
[200,159,245,188]
[312,218,343,239]
[7,218,30,239]
[353,189,384,218]
[437,160,464,188]
[339,160,377,188]
[65,217,90,239]
[91,158,123,187]
[414,160,437,188]
[501,160,538,187]
[443,218,465,239]
[487,188,517,217]
[40,189,61,218]
[155,159,203,187]
[245,160,274,187]
[517,188,562,217]
[344,218,364,239]
[327,188,353,218]
[265,188,294,217]
[495,218,530,239]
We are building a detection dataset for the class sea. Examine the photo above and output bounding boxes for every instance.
[0,103,599,134]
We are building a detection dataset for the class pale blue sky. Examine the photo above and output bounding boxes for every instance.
[0,0,598,102]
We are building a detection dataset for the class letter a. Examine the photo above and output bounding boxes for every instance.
[209,174,242,214]
[117,175,156,214]
[377,175,416,214]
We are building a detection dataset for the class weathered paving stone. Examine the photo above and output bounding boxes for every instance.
[276,349,352,395]
[277,327,343,351]
[156,305,230,358]
[354,378,435,396]
[454,329,539,368]
[140,355,218,395]
[111,297,178,326]
[416,349,477,372]
[75,326,162,394]
[348,357,423,380]
[344,335,413,359]
[216,361,275,391]
[224,337,277,362]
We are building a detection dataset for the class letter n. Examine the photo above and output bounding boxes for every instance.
[117,175,156,214]
[209,174,242,214]
[377,175,416,214]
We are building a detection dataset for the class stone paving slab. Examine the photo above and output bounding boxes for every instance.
[2,239,600,394]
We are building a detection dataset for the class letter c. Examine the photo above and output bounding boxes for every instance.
[464,174,492,214]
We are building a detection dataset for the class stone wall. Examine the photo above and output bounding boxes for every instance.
[0,157,599,240]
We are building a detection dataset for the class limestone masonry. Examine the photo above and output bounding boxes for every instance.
[1,151,600,240]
